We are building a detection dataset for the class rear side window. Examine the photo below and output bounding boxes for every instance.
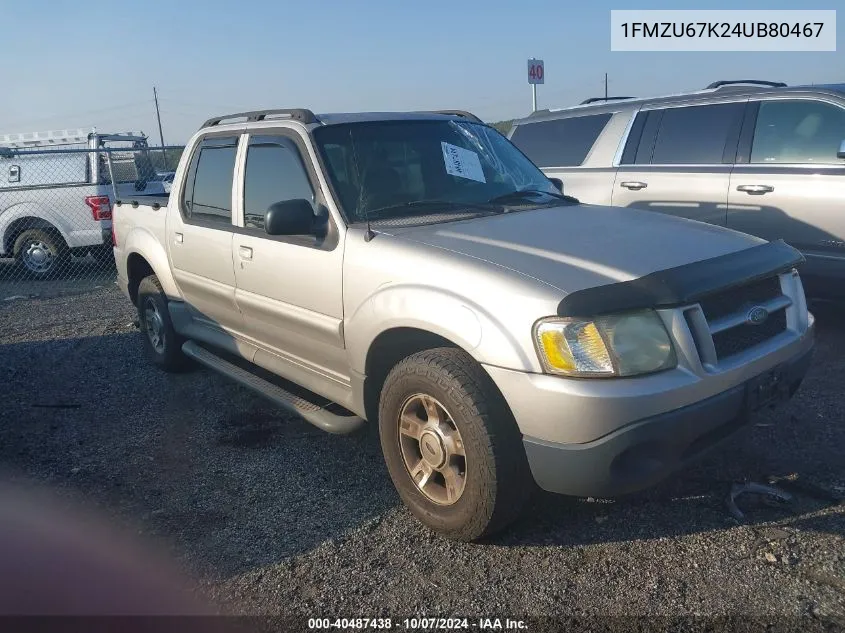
[243,135,315,231]
[647,103,744,165]
[182,136,238,226]
[510,113,612,167]
[750,100,845,164]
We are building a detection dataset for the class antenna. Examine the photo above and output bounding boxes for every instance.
[348,128,375,242]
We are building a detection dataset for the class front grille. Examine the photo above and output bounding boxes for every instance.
[698,276,782,322]
[712,309,787,359]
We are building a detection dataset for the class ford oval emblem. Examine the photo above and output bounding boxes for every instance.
[746,306,769,326]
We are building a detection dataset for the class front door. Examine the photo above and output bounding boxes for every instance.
[231,131,347,385]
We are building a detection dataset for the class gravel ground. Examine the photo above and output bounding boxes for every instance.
[0,284,843,625]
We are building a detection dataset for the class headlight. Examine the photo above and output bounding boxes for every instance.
[534,310,676,378]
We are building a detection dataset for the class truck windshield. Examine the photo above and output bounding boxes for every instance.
[313,120,560,223]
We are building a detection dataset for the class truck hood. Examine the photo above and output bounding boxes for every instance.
[384,204,765,294]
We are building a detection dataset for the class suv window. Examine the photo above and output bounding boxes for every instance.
[183,137,238,225]
[751,100,845,164]
[647,103,744,165]
[510,113,612,167]
[243,135,315,231]
[314,120,559,223]
[322,140,426,214]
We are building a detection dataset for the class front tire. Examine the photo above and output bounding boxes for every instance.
[378,348,532,541]
[13,229,69,278]
[137,275,189,372]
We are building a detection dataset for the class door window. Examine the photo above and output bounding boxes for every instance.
[750,100,845,164]
[242,136,315,231]
[182,137,238,226]
[510,113,613,167]
[648,103,744,165]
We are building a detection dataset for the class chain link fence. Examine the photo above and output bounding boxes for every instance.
[0,131,183,300]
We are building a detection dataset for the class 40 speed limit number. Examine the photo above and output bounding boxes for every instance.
[526,59,544,84]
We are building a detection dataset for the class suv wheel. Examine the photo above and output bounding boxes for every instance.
[378,348,532,541]
[13,229,68,278]
[137,275,189,372]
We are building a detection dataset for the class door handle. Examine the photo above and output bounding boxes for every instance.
[238,245,253,260]
[736,184,774,195]
[174,232,183,244]
[620,181,648,191]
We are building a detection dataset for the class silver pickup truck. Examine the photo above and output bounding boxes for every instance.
[113,108,815,541]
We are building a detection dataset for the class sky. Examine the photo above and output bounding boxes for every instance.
[2,0,842,144]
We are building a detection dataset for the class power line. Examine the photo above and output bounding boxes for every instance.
[0,100,152,131]
[158,96,256,112]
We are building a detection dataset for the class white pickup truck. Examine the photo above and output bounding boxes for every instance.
[0,129,162,276]
[113,108,814,540]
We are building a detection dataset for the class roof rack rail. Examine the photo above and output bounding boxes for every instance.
[429,110,484,123]
[706,80,787,90]
[200,108,319,129]
[579,96,636,105]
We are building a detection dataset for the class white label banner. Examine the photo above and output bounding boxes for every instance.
[610,10,836,51]
[441,142,486,183]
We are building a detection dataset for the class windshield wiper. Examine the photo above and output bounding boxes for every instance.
[363,199,500,220]
[486,189,580,205]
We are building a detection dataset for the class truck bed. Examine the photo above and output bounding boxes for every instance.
[115,194,170,208]
[113,195,170,272]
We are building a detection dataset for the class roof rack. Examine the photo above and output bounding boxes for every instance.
[579,96,636,105]
[0,128,93,148]
[429,110,484,123]
[200,108,319,129]
[706,80,787,90]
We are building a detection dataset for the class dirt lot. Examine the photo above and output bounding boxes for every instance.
[0,285,843,624]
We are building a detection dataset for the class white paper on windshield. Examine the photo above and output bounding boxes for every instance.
[441,142,486,183]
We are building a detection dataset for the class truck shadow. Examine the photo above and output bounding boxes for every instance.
[0,303,842,577]
[0,329,395,579]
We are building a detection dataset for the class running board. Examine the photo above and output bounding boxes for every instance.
[181,341,364,435]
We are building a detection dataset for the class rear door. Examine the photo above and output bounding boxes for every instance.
[728,98,845,284]
[167,134,242,332]
[611,101,746,225]
[509,112,617,204]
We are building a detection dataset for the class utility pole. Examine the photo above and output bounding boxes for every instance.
[605,73,608,100]
[153,86,166,169]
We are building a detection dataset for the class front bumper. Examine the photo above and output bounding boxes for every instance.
[484,306,814,498]
[519,345,813,497]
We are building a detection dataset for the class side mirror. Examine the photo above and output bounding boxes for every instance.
[264,199,314,236]
[838,139,845,160]
[549,177,563,193]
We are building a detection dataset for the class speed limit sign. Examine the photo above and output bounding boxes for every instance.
[527,59,544,85]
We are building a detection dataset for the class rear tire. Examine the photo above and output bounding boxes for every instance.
[137,275,189,372]
[13,229,69,278]
[378,347,532,541]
